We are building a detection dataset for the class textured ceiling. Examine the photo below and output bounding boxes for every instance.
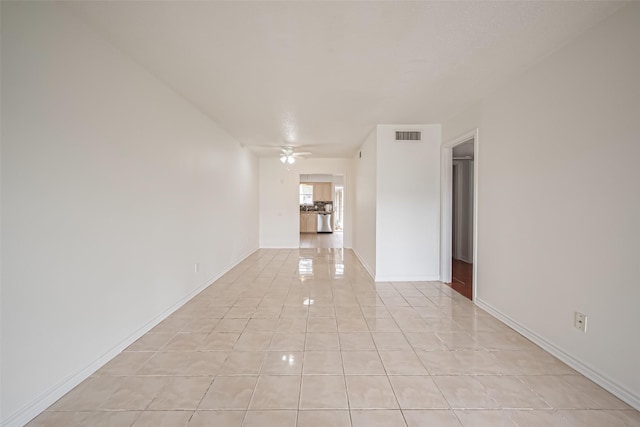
[67,1,623,158]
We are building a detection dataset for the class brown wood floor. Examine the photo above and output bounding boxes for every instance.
[450,258,473,300]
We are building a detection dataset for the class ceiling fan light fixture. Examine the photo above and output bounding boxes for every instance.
[280,153,295,164]
[277,146,305,165]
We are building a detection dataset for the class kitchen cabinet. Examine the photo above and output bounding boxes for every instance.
[301,181,333,203]
[300,212,318,233]
[313,182,333,202]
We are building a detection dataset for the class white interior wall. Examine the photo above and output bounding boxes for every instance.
[1,3,259,425]
[258,158,353,249]
[351,130,377,276]
[300,174,333,183]
[443,3,640,408]
[375,125,441,281]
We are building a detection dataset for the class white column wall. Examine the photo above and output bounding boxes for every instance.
[351,130,378,276]
[375,125,441,281]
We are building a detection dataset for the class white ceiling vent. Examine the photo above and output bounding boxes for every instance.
[395,130,422,142]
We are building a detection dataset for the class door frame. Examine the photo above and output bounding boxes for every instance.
[441,128,479,302]
[297,172,348,249]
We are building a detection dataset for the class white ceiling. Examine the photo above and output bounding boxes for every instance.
[67,1,623,158]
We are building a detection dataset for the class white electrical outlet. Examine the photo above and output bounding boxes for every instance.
[194,263,199,273]
[574,312,587,332]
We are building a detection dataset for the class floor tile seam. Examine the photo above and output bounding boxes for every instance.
[342,375,400,411]
[475,375,555,411]
[378,363,403,411]
[194,371,234,413]
[548,376,630,410]
[46,408,200,413]
[396,406,412,427]
[515,374,579,409]
[369,303,435,376]
[296,293,312,412]
[424,373,457,415]
[100,352,159,377]
[434,374,504,412]
[374,298,432,353]
[517,374,631,411]
[146,374,214,412]
[339,367,354,426]
[234,376,261,423]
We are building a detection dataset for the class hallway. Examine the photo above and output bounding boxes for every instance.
[31,249,638,426]
[299,231,344,249]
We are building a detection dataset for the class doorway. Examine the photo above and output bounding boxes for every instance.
[299,174,344,249]
[334,185,344,231]
[451,142,474,299]
[441,130,478,301]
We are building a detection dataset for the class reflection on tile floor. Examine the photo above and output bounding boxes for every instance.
[30,249,639,426]
[299,232,343,248]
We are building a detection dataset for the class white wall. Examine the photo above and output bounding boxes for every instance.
[1,3,259,425]
[352,125,441,281]
[300,174,333,183]
[352,130,377,276]
[443,3,640,408]
[375,125,441,281]
[259,157,353,248]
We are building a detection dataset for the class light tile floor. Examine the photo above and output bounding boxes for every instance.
[30,249,640,426]
[299,231,343,248]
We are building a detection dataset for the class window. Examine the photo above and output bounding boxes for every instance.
[300,184,314,206]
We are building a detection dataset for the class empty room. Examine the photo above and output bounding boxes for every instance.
[2,1,639,426]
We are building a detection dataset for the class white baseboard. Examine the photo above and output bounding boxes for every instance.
[348,250,439,283]
[351,248,375,280]
[476,298,640,411]
[257,246,353,250]
[3,247,259,427]
[374,275,440,282]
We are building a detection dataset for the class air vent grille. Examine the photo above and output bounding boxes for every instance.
[395,130,422,141]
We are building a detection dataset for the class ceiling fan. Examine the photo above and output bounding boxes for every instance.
[278,146,311,164]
